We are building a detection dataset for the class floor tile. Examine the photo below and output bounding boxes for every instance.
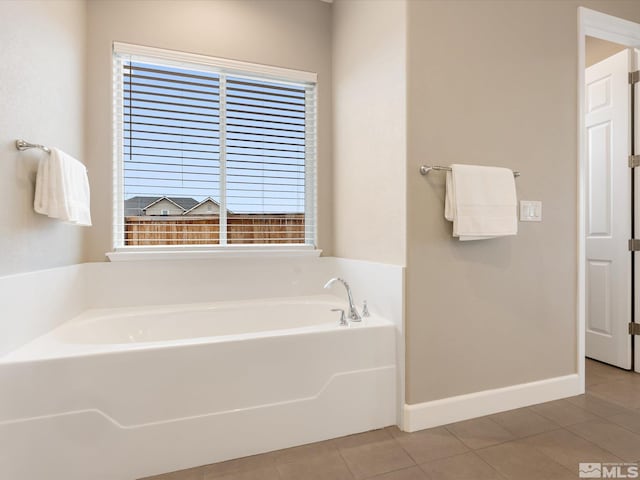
[142,468,203,480]
[529,399,599,426]
[609,409,640,434]
[332,428,392,450]
[340,438,415,479]
[385,425,405,439]
[489,407,559,438]
[366,466,428,480]
[419,451,504,480]
[520,428,621,471]
[201,453,276,478]
[204,466,280,480]
[586,370,614,387]
[565,394,631,418]
[476,439,575,480]
[271,438,338,465]
[276,451,353,480]
[445,417,516,449]
[568,419,640,461]
[586,359,635,383]
[588,380,640,410]
[394,427,468,464]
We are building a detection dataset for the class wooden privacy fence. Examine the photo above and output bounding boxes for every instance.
[125,214,305,246]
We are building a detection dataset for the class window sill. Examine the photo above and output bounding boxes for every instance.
[105,246,322,262]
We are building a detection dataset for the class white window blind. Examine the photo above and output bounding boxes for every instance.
[113,44,316,249]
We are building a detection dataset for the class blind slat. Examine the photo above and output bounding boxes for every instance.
[123,152,220,162]
[123,143,220,154]
[125,128,220,141]
[124,72,219,90]
[124,137,219,148]
[124,80,220,98]
[124,90,220,105]
[123,120,220,133]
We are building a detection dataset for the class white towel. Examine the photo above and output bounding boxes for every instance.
[444,164,517,241]
[34,148,91,226]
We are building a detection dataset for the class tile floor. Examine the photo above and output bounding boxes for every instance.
[143,359,640,480]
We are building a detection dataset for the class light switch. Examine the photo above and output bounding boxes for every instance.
[520,200,542,222]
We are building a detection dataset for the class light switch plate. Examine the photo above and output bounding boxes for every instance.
[520,200,542,222]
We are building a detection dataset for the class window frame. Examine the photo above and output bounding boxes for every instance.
[110,42,318,259]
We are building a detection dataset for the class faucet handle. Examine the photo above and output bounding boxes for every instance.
[331,308,348,326]
[362,300,370,318]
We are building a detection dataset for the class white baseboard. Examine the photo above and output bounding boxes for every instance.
[402,374,582,432]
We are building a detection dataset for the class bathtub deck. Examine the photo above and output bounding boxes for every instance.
[142,359,640,480]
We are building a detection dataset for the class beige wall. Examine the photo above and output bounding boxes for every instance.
[405,0,640,405]
[84,0,333,261]
[0,0,86,276]
[586,36,627,67]
[332,0,407,266]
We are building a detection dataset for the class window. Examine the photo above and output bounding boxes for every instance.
[113,43,316,250]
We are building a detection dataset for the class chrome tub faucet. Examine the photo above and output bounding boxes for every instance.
[324,277,362,322]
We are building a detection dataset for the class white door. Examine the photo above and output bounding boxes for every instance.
[585,49,632,370]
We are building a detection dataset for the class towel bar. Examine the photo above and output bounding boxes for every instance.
[16,139,51,154]
[420,165,520,177]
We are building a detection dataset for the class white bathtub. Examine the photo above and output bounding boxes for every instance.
[5,296,383,359]
[0,294,396,480]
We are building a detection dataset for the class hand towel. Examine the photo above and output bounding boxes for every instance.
[34,148,91,226]
[444,164,517,241]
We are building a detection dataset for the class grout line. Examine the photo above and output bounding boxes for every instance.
[564,370,640,460]
[364,465,423,479]
[521,425,624,475]
[391,437,422,465]
[608,414,640,437]
[528,400,599,427]
[336,448,357,480]
[472,426,592,478]
[337,435,418,479]
[586,392,637,412]
[572,396,633,420]
[568,419,640,461]
[442,416,517,450]
[460,450,510,480]
[448,424,566,453]
[390,428,470,466]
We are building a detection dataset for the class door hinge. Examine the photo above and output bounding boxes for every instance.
[630,155,640,168]
[630,71,640,85]
[629,323,640,335]
[629,239,640,251]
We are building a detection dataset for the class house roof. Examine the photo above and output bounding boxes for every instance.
[182,197,223,215]
[142,196,187,212]
[124,196,199,216]
[124,195,236,216]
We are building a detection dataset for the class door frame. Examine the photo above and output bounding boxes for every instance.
[578,8,640,386]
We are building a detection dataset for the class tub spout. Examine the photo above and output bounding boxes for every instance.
[324,277,362,322]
